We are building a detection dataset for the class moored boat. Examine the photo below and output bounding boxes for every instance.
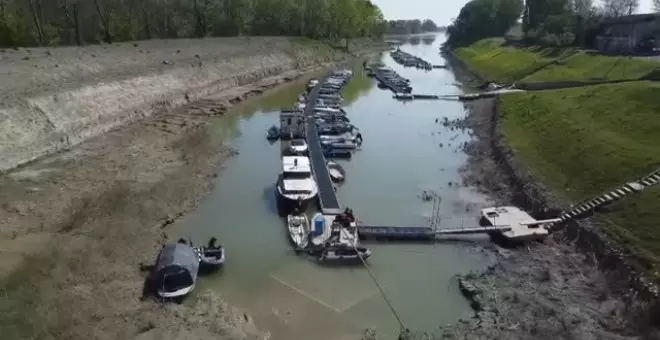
[287,214,310,250]
[266,125,280,140]
[319,243,372,263]
[276,156,319,214]
[327,160,346,182]
[196,237,226,273]
[153,242,199,299]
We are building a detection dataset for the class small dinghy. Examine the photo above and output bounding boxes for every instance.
[321,140,358,150]
[327,160,346,182]
[287,214,310,251]
[319,243,372,263]
[266,125,280,140]
[197,237,226,272]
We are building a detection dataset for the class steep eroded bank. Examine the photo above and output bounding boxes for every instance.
[437,42,660,339]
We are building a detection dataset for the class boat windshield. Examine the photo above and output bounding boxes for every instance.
[291,140,305,147]
[160,266,193,292]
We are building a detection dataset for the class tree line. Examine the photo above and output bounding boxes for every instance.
[384,19,439,35]
[0,0,387,47]
[447,0,648,47]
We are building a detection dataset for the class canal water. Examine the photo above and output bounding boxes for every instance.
[183,35,494,339]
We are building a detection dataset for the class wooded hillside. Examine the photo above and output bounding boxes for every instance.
[0,0,387,47]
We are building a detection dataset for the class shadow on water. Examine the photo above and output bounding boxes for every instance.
[262,184,279,216]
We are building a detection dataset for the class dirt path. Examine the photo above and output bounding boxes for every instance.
[430,98,652,340]
[0,38,384,339]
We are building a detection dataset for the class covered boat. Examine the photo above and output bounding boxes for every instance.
[287,214,310,250]
[153,243,199,299]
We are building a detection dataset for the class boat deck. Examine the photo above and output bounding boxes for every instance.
[304,78,343,215]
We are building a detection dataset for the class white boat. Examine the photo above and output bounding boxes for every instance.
[327,160,346,182]
[287,214,310,250]
[276,156,319,211]
[288,139,308,155]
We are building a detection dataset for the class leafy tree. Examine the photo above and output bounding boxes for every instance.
[0,0,387,47]
[385,19,438,34]
[446,0,524,46]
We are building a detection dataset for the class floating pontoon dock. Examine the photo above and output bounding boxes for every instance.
[304,78,343,215]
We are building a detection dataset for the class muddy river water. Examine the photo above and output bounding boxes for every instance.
[183,35,495,339]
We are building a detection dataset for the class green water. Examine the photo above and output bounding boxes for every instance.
[183,35,493,339]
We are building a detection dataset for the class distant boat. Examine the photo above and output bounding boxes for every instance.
[287,214,310,250]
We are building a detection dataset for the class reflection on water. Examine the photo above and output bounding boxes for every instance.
[183,34,493,340]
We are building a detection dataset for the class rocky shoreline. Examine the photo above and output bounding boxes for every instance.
[435,54,660,339]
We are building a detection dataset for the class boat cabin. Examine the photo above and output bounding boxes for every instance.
[281,156,315,195]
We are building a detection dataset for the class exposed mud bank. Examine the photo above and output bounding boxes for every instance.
[438,55,660,338]
[0,38,385,340]
[0,37,378,172]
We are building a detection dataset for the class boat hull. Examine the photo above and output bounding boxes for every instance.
[287,215,310,250]
[276,190,314,216]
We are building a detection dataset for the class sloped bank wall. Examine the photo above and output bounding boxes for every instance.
[0,37,351,172]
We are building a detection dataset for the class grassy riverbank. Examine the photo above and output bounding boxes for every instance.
[456,38,658,83]
[456,38,660,277]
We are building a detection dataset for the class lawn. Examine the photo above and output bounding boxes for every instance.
[523,52,659,82]
[456,38,574,82]
[456,38,658,83]
[500,82,660,272]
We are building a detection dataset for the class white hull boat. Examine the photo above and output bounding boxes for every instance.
[327,160,346,182]
[287,214,310,250]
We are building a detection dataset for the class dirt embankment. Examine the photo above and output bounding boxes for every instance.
[0,37,384,340]
[0,37,373,172]
[437,64,660,338]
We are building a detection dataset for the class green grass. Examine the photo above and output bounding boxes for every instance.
[500,81,660,273]
[456,38,574,82]
[456,38,658,83]
[523,52,659,82]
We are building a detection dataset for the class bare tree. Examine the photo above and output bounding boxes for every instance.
[601,0,638,17]
[59,0,83,45]
[654,0,660,12]
[192,0,212,38]
[137,0,152,39]
[27,0,46,45]
[572,0,594,16]
[94,0,112,43]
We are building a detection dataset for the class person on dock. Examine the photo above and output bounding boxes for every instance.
[344,207,355,223]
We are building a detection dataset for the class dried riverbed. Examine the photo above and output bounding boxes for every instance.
[0,38,385,340]
[435,95,654,339]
